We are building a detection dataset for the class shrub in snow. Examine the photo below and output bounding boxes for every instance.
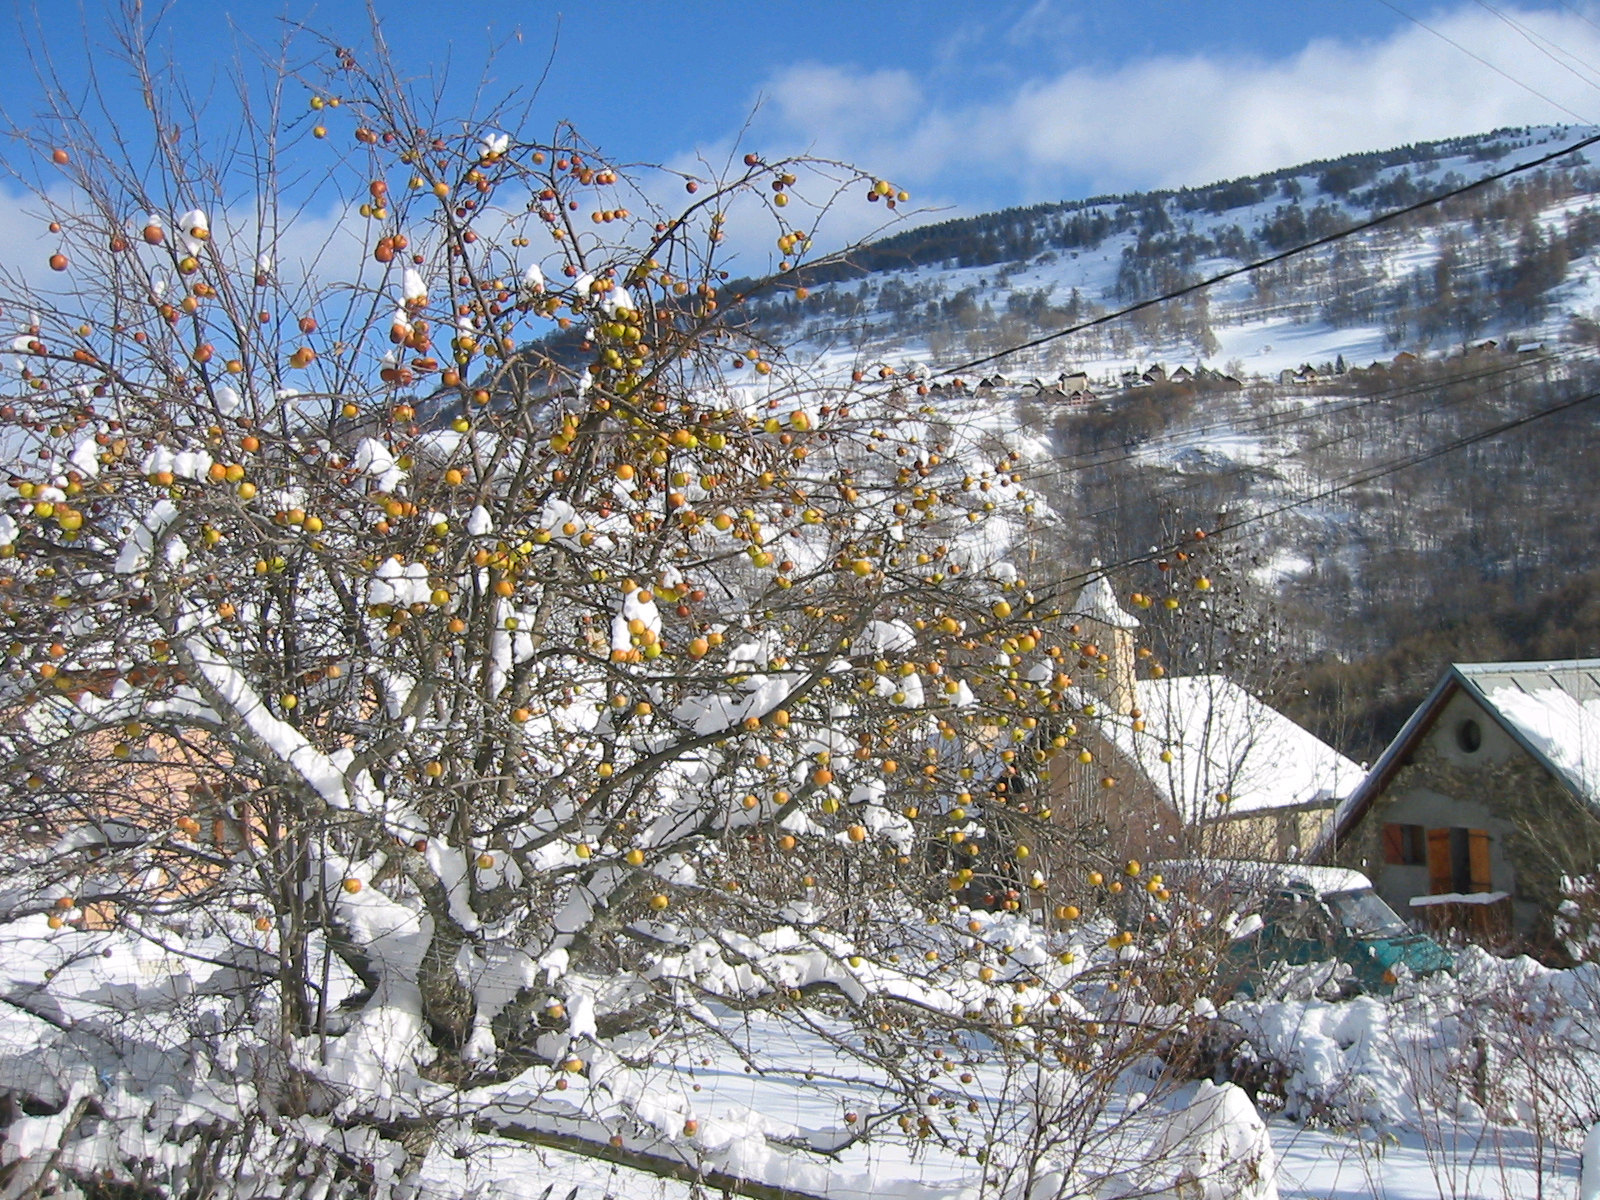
[1146,1081,1279,1200]
[1559,872,1600,963]
[1217,943,1600,1164]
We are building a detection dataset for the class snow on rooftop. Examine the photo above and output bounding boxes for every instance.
[1156,858,1374,897]
[1460,661,1600,803]
[1074,572,1140,630]
[1101,674,1365,823]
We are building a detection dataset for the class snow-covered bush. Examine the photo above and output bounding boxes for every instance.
[1558,872,1600,963]
[1143,1081,1279,1200]
[1219,946,1600,1156]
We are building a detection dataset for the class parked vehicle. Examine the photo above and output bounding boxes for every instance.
[1154,860,1454,996]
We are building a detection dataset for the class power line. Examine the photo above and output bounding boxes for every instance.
[1471,0,1600,96]
[930,129,1600,379]
[1071,358,1587,526]
[1556,0,1600,39]
[1036,350,1587,499]
[1378,0,1595,123]
[783,50,1600,595]
[1211,381,1600,536]
[1038,379,1600,603]
[885,344,1583,507]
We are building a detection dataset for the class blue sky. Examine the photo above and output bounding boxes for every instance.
[8,2,1411,181]
[5,3,1600,235]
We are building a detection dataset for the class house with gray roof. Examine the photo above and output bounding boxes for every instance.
[1321,660,1600,960]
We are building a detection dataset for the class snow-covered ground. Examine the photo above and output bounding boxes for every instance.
[1274,1120,1579,1199]
[2,908,1595,1199]
[396,1118,1588,1200]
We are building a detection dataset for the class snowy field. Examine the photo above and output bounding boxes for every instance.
[402,1122,1586,1200]
[3,909,1595,1200]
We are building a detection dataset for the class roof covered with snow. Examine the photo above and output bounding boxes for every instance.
[1073,572,1140,630]
[1154,858,1374,896]
[1096,674,1365,824]
[1455,660,1600,802]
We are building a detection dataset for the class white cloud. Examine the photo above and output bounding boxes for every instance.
[765,65,924,145]
[735,4,1600,206]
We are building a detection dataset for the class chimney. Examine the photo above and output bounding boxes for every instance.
[1074,566,1140,715]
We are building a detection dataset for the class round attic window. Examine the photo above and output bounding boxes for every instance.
[1455,718,1483,753]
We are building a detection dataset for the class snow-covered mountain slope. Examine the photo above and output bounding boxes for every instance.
[750,125,1600,384]
[727,126,1600,664]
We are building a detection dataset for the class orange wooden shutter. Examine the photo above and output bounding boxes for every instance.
[1468,829,1492,892]
[1381,824,1405,864]
[1427,828,1453,894]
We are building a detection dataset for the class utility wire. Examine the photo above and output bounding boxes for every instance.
[1038,379,1600,603]
[1377,0,1596,123]
[929,129,1600,379]
[1557,0,1600,39]
[1210,382,1600,539]
[1030,350,1593,489]
[1013,345,1573,482]
[785,23,1600,592]
[1071,356,1592,527]
[1472,0,1600,95]
[875,344,1585,505]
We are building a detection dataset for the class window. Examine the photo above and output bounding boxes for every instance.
[1270,892,1335,942]
[1455,718,1483,753]
[1276,812,1304,858]
[1426,826,1491,894]
[1381,822,1426,865]
[1325,889,1410,938]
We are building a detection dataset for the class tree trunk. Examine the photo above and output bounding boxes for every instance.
[417,909,476,1052]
